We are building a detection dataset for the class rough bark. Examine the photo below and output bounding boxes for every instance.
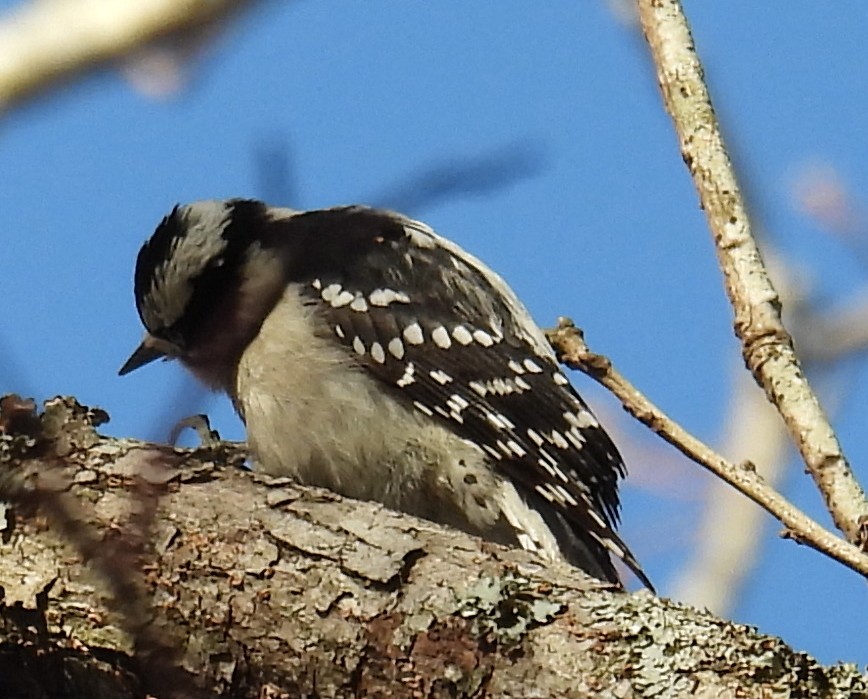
[0,397,864,699]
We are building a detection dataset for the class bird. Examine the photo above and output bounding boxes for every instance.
[119,199,651,589]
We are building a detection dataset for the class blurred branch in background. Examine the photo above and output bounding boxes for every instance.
[369,139,547,213]
[672,252,800,611]
[0,0,259,112]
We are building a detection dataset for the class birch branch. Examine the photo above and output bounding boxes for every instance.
[636,0,868,547]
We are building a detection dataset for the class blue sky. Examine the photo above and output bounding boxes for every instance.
[1,1,866,665]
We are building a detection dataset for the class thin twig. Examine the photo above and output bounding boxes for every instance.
[547,319,868,579]
[636,0,868,547]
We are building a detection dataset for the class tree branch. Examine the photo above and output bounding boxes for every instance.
[0,396,865,697]
[546,319,868,580]
[636,0,868,547]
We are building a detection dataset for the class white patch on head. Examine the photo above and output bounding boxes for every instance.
[403,322,424,345]
[143,201,233,330]
[388,337,405,359]
[451,325,473,345]
[432,326,452,349]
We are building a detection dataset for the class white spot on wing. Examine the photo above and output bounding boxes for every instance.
[564,410,598,429]
[514,377,531,391]
[523,358,544,374]
[550,430,570,450]
[311,278,322,290]
[472,329,494,347]
[388,337,405,359]
[352,337,366,355]
[538,449,569,482]
[482,444,503,460]
[413,400,434,416]
[527,428,544,446]
[321,283,341,302]
[369,288,410,306]
[334,325,345,339]
[429,369,453,385]
[553,372,569,386]
[370,342,386,364]
[536,484,556,502]
[403,322,424,345]
[452,325,473,345]
[566,428,585,449]
[397,362,415,387]
[588,508,607,528]
[508,360,525,374]
[332,290,355,308]
[448,394,470,411]
[350,296,369,312]
[485,411,510,430]
[432,326,452,349]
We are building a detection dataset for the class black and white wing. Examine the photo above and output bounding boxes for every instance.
[276,206,650,588]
